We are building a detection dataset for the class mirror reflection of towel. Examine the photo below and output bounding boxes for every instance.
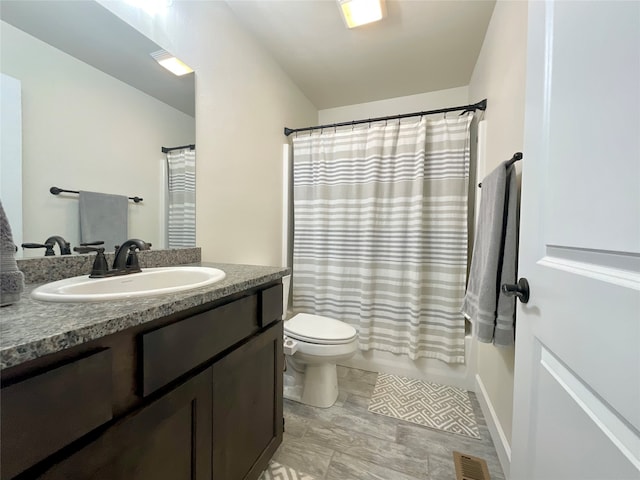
[79,191,128,252]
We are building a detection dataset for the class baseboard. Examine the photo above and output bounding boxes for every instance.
[475,374,512,479]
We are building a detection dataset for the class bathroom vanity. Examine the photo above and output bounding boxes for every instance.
[0,260,286,480]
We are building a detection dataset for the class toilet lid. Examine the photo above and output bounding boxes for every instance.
[284,313,357,345]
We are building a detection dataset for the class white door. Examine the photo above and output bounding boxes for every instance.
[510,1,640,479]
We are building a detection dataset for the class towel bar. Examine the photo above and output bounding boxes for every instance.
[50,187,143,203]
[478,152,522,188]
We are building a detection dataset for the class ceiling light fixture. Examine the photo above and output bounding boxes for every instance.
[150,50,193,76]
[338,0,385,29]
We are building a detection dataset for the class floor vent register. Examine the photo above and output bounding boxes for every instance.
[453,451,491,480]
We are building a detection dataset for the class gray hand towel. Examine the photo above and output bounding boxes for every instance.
[0,200,25,306]
[79,191,129,252]
[461,161,519,347]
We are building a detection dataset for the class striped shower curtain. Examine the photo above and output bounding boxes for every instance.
[292,116,472,363]
[166,148,196,248]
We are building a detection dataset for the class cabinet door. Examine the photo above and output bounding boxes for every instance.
[212,321,284,480]
[39,368,212,480]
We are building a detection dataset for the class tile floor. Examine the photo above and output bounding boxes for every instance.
[272,366,505,480]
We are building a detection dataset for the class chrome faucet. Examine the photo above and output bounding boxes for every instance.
[112,239,151,272]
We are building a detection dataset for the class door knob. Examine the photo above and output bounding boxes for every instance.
[502,278,530,303]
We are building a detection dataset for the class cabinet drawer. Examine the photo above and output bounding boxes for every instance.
[259,283,283,328]
[140,294,258,396]
[1,349,112,479]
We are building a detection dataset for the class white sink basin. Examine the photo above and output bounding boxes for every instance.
[31,266,226,302]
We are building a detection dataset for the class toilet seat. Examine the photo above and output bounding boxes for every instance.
[284,313,357,345]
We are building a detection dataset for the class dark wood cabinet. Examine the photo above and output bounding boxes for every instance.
[1,281,284,480]
[1,349,113,479]
[39,368,212,480]
[212,321,283,480]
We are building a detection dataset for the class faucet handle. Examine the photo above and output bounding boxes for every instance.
[22,242,55,256]
[74,245,104,254]
[73,246,109,277]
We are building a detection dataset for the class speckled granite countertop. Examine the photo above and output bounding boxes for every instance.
[0,263,288,370]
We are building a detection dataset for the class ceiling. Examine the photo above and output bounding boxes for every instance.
[225,0,496,109]
[0,0,495,114]
[0,0,195,117]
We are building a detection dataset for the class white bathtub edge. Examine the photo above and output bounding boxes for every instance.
[338,334,477,391]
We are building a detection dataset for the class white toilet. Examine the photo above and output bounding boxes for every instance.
[281,275,358,408]
[283,313,358,408]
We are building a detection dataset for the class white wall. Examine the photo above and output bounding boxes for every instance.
[0,21,195,254]
[468,1,528,476]
[319,86,470,124]
[99,1,318,266]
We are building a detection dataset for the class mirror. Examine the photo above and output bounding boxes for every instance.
[0,0,195,257]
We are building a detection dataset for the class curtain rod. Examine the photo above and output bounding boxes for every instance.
[283,99,487,137]
[161,144,195,153]
[50,186,143,203]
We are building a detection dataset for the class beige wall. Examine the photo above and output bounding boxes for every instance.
[0,21,195,254]
[100,1,317,266]
[468,0,528,463]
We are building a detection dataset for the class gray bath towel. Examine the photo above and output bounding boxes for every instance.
[461,161,518,347]
[79,191,128,252]
[0,200,25,306]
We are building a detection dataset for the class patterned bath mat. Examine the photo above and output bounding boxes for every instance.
[259,461,315,480]
[368,373,480,439]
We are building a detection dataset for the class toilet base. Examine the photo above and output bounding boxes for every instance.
[301,363,339,408]
[283,358,340,408]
